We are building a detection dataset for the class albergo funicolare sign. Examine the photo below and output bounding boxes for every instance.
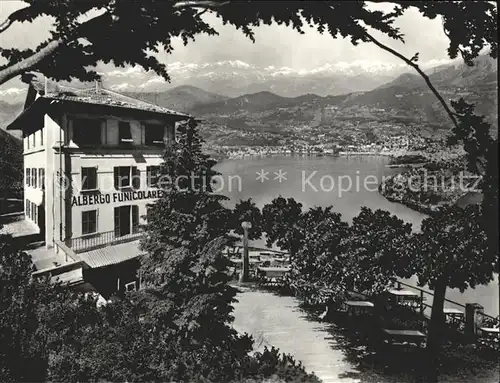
[71,190,163,207]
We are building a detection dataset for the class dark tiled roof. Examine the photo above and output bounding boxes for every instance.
[75,239,143,268]
[30,75,189,118]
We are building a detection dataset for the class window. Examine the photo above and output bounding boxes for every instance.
[119,121,133,145]
[146,166,161,187]
[32,168,37,188]
[114,166,140,189]
[82,210,98,235]
[72,118,101,146]
[25,199,29,217]
[114,205,139,237]
[26,169,31,186]
[40,128,44,146]
[81,167,98,191]
[145,124,164,146]
[32,134,35,147]
[26,136,30,150]
[39,169,45,190]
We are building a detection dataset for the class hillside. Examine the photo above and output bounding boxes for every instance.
[0,56,496,150]
[353,55,498,127]
[0,129,23,198]
[185,56,497,146]
[0,100,23,139]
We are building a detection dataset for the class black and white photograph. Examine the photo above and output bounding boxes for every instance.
[0,1,498,382]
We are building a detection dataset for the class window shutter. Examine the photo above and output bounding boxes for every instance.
[114,167,119,189]
[132,205,139,233]
[132,167,140,190]
[114,207,120,237]
[40,169,45,190]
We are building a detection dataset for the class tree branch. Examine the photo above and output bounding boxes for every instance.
[0,12,112,86]
[0,6,31,34]
[172,1,231,9]
[0,39,64,85]
[364,31,461,131]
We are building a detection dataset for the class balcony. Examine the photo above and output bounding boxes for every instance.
[69,227,143,253]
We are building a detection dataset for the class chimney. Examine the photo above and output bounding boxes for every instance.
[95,74,103,93]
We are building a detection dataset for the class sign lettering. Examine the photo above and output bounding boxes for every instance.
[71,190,163,207]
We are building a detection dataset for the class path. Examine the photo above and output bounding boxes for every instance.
[232,286,499,383]
[233,286,358,383]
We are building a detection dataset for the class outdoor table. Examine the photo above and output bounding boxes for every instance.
[257,267,290,278]
[382,329,426,347]
[443,308,464,324]
[479,327,499,338]
[387,289,420,308]
[343,300,374,316]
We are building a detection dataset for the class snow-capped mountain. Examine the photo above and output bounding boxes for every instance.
[0,58,457,103]
[112,59,455,97]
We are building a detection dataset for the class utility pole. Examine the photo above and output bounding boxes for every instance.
[239,221,252,283]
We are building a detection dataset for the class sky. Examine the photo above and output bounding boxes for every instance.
[0,1,454,97]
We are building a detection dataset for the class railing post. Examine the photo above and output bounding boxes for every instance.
[420,290,424,316]
[465,303,484,343]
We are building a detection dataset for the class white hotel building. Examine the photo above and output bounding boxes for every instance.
[7,73,190,296]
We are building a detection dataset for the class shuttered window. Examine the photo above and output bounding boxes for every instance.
[114,166,139,189]
[119,121,133,145]
[132,205,139,233]
[145,124,164,146]
[82,210,98,235]
[39,169,45,190]
[82,167,98,191]
[73,118,101,146]
[32,168,37,188]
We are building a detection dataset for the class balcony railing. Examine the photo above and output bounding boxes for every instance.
[69,227,143,253]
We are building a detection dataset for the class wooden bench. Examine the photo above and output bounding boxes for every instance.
[342,300,374,317]
[381,329,426,347]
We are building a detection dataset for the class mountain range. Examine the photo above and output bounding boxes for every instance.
[0,55,497,144]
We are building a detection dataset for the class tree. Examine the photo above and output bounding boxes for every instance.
[407,205,496,382]
[342,207,413,295]
[139,121,320,382]
[141,118,233,254]
[289,206,349,306]
[262,196,303,256]
[448,99,499,257]
[232,198,263,241]
[0,1,496,88]
[0,132,23,198]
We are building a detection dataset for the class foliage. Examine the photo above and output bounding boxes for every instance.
[405,204,495,382]
[341,207,413,295]
[0,131,23,198]
[448,98,498,256]
[232,198,263,240]
[289,206,349,305]
[139,121,319,382]
[0,1,496,86]
[142,118,233,253]
[262,196,303,255]
[409,205,494,292]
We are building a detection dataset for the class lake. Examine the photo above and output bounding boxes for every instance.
[215,155,498,316]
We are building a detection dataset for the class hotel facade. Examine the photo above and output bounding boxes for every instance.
[7,73,190,296]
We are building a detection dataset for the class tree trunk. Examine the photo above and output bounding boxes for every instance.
[426,279,447,382]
